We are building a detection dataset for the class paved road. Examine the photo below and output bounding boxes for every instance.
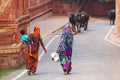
[2,22,120,80]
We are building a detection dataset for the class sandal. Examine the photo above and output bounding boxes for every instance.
[27,71,31,75]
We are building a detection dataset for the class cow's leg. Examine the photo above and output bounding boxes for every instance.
[73,24,77,32]
[113,19,115,25]
[72,24,75,30]
[110,19,112,25]
[78,24,81,33]
[76,25,78,32]
[74,24,77,31]
[77,25,80,33]
[77,22,81,33]
[76,23,79,32]
[84,22,88,30]
[76,24,79,32]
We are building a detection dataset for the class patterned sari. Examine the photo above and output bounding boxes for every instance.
[26,27,41,74]
[57,23,73,74]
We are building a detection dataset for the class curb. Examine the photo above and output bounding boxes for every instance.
[105,25,120,47]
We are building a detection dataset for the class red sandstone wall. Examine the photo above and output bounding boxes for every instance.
[52,1,115,16]
[0,0,17,21]
[52,2,76,15]
[29,0,52,20]
[82,2,115,16]
[0,31,15,46]
[0,46,27,69]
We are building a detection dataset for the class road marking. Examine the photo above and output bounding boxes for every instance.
[105,26,120,47]
[11,35,59,80]
[38,35,59,61]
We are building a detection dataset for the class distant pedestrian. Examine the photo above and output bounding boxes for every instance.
[56,22,77,75]
[20,26,47,75]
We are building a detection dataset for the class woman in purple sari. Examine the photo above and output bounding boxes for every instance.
[57,22,77,75]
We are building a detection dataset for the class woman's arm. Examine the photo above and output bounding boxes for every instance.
[71,26,78,35]
[69,23,77,35]
[40,39,47,53]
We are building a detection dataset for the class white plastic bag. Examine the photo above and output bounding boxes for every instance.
[51,52,59,62]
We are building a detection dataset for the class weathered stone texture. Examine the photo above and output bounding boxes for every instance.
[0,0,17,21]
[52,1,115,16]
[0,45,27,69]
[29,0,52,20]
[116,0,120,37]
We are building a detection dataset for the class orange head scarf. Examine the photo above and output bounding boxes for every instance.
[33,26,40,37]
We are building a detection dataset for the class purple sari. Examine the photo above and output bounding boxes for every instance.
[57,23,73,73]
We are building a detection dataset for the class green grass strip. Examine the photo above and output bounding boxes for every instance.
[0,65,25,79]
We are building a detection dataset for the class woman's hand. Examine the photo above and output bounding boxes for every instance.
[40,39,47,53]
[71,27,78,35]
[44,49,47,53]
[74,31,78,35]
